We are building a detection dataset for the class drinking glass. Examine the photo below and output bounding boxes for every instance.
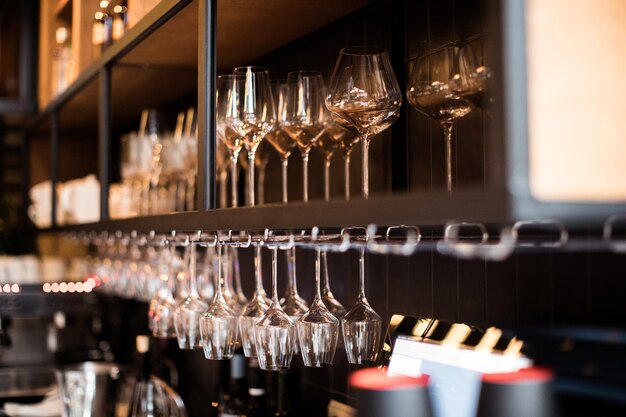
[255,246,297,371]
[265,81,297,203]
[183,107,197,211]
[221,247,243,314]
[232,66,276,207]
[216,140,230,208]
[239,246,269,358]
[315,130,339,201]
[231,247,248,306]
[297,248,340,367]
[216,74,245,207]
[151,243,178,339]
[174,242,208,349]
[199,242,239,360]
[326,46,402,200]
[458,35,492,109]
[280,247,308,317]
[254,141,271,205]
[325,116,359,200]
[342,248,381,365]
[406,45,474,193]
[321,251,346,318]
[283,71,326,202]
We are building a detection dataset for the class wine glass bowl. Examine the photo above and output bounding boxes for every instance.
[326,46,402,199]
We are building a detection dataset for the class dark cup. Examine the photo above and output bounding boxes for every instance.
[476,367,559,417]
[349,368,433,417]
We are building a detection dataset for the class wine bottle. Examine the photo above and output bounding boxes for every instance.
[274,370,300,417]
[247,358,271,417]
[219,353,249,417]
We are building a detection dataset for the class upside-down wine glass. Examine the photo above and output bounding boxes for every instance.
[151,242,178,339]
[216,74,245,207]
[283,71,326,203]
[297,248,340,367]
[231,247,248,306]
[326,46,402,200]
[280,247,308,317]
[199,242,239,360]
[174,241,208,349]
[406,44,474,193]
[321,251,346,319]
[239,244,271,358]
[232,66,276,207]
[342,247,382,365]
[265,81,297,203]
[255,245,297,371]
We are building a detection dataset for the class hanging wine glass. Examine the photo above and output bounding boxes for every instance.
[406,44,473,193]
[216,74,245,207]
[174,239,208,350]
[342,248,382,365]
[321,251,347,319]
[265,80,297,203]
[151,241,178,339]
[326,46,402,200]
[255,242,297,371]
[283,71,326,202]
[199,238,239,360]
[221,246,243,314]
[297,248,340,367]
[231,66,276,207]
[279,247,308,318]
[230,247,248,306]
[197,245,215,302]
[239,245,269,358]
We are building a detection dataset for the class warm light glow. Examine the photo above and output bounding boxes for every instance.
[76,282,84,292]
[441,323,472,348]
[100,0,109,8]
[424,320,439,339]
[411,319,431,337]
[68,282,76,293]
[43,283,51,293]
[95,11,104,20]
[475,327,503,353]
[59,282,68,293]
[2,284,10,292]
[51,283,60,293]
[504,337,524,357]
[211,402,219,408]
[527,0,626,201]
[11,284,19,293]
[84,281,93,293]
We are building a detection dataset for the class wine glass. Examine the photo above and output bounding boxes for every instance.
[457,35,492,110]
[254,141,271,205]
[221,246,243,314]
[230,247,248,306]
[239,246,269,358]
[151,242,178,339]
[297,248,340,367]
[342,248,381,365]
[174,240,208,350]
[216,140,230,208]
[282,71,326,203]
[255,244,297,371]
[216,74,245,207]
[406,44,473,193]
[183,107,197,211]
[265,80,297,203]
[326,46,402,200]
[321,251,346,319]
[315,131,340,202]
[232,66,276,207]
[325,115,359,200]
[199,241,239,360]
[280,247,308,317]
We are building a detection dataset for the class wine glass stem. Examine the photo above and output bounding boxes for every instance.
[247,150,256,206]
[254,245,263,293]
[302,152,310,203]
[230,154,239,208]
[219,169,227,208]
[314,248,322,300]
[233,248,244,297]
[321,250,331,293]
[361,135,371,200]
[442,122,454,194]
[215,244,223,298]
[189,243,199,297]
[258,163,266,205]
[271,247,279,302]
[358,247,366,301]
[344,151,351,201]
[324,158,331,202]
[281,157,289,204]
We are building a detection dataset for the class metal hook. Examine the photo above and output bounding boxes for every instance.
[604,214,626,252]
[511,219,568,248]
[438,221,514,261]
